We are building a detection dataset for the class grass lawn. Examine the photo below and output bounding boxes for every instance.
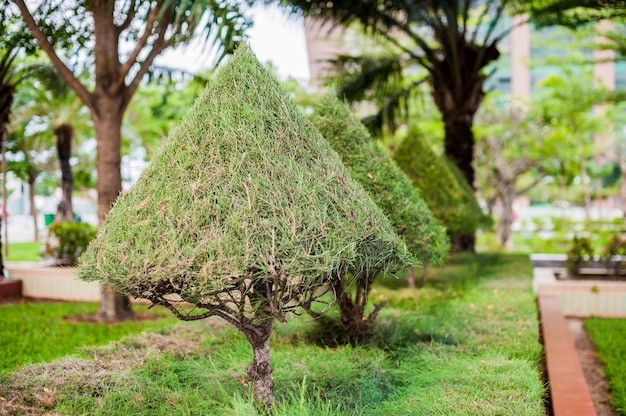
[5,242,44,262]
[0,253,546,415]
[0,301,178,373]
[585,318,626,415]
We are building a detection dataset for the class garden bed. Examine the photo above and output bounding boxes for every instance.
[6,264,100,302]
[531,254,626,318]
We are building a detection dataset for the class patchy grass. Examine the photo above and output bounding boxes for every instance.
[5,242,43,262]
[0,254,545,415]
[585,318,626,415]
[0,301,177,373]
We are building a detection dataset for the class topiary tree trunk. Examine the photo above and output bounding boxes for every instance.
[336,273,386,345]
[242,320,274,407]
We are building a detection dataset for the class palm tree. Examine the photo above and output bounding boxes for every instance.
[4,124,54,243]
[283,0,512,250]
[0,49,17,276]
[0,48,46,270]
[9,64,92,239]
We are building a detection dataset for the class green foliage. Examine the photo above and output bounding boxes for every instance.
[310,93,449,265]
[124,79,207,160]
[525,0,626,31]
[46,221,96,266]
[534,70,612,191]
[393,129,487,236]
[0,301,176,373]
[79,45,411,326]
[1,254,545,415]
[444,158,492,229]
[601,233,626,275]
[565,236,594,276]
[585,317,626,415]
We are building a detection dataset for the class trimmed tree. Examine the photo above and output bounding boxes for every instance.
[310,93,448,298]
[10,0,251,322]
[78,46,412,408]
[393,130,487,249]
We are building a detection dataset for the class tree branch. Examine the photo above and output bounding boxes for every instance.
[117,1,163,85]
[367,300,387,322]
[516,172,545,196]
[124,8,173,107]
[10,0,93,110]
[117,0,138,34]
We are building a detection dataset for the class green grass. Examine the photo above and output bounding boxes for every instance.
[0,254,545,415]
[0,301,178,373]
[5,242,43,262]
[585,318,626,415]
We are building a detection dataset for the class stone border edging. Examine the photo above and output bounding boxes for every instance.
[539,294,596,416]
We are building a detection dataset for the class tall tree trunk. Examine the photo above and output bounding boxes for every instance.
[444,117,476,190]
[93,98,134,322]
[243,321,274,410]
[406,265,415,288]
[0,129,6,277]
[54,124,74,222]
[621,166,626,218]
[444,116,478,252]
[580,159,592,231]
[28,173,39,242]
[421,261,429,287]
[496,186,516,248]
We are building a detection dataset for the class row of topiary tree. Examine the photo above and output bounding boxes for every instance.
[79,45,484,409]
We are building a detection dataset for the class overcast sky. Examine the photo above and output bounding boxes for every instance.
[158,5,310,84]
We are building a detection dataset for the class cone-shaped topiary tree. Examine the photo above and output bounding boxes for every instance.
[393,130,487,250]
[308,93,449,340]
[78,45,413,408]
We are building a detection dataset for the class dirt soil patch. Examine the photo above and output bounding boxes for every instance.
[63,310,163,324]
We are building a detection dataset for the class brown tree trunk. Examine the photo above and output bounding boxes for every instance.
[28,173,39,242]
[580,159,593,232]
[621,169,626,218]
[54,124,74,223]
[336,272,381,345]
[406,265,415,288]
[243,321,274,410]
[97,286,133,322]
[496,186,516,248]
[444,117,477,252]
[444,117,476,190]
[93,97,134,323]
[0,128,5,277]
[339,289,367,344]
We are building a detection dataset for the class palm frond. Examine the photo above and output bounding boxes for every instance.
[328,54,407,103]
[362,76,429,136]
[526,0,626,28]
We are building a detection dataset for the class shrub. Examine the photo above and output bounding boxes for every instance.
[565,236,594,276]
[600,233,626,275]
[309,93,448,343]
[45,221,96,266]
[78,46,412,408]
[393,130,487,237]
